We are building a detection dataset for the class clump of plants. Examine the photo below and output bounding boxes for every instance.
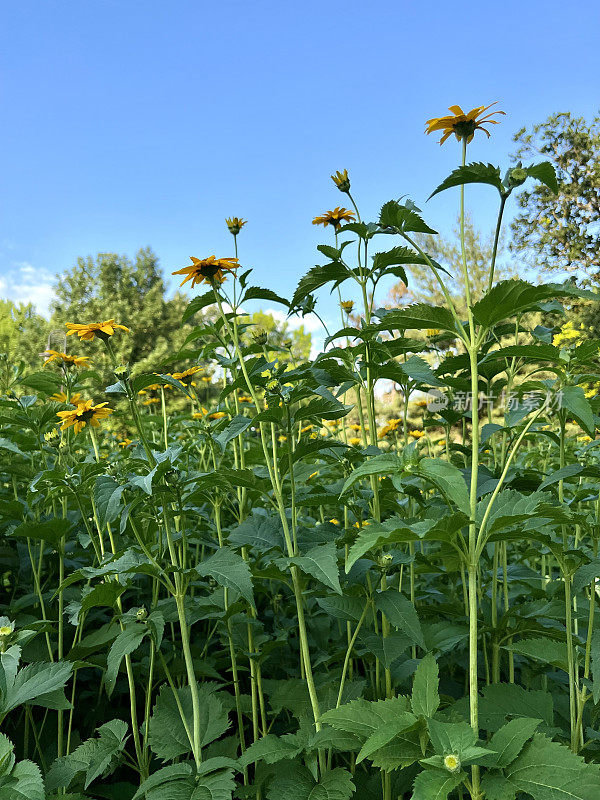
[2,102,600,800]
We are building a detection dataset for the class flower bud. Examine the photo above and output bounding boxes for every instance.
[444,754,461,773]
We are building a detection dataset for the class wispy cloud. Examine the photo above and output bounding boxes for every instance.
[0,262,56,317]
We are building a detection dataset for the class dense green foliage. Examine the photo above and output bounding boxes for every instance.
[2,112,600,800]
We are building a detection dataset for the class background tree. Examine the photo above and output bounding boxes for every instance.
[0,299,50,369]
[388,213,516,314]
[510,111,600,279]
[49,248,209,385]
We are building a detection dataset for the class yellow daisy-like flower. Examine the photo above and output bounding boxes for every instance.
[65,320,130,341]
[238,395,253,404]
[340,300,354,313]
[329,518,340,525]
[349,437,361,446]
[300,424,314,434]
[312,207,356,230]
[44,350,91,368]
[425,103,505,145]
[226,217,247,235]
[172,256,239,288]
[56,400,113,434]
[51,391,83,405]
[209,411,228,420]
[426,329,441,337]
[192,408,209,419]
[331,169,350,192]
[172,366,203,387]
[142,398,160,406]
[348,423,361,431]
[119,438,132,447]
[409,430,425,439]
[378,418,402,438]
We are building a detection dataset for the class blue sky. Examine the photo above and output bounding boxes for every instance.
[1,0,599,333]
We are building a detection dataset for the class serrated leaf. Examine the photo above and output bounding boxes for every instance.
[417,458,470,515]
[375,590,425,649]
[376,304,457,335]
[411,769,462,800]
[356,712,418,763]
[504,734,600,799]
[429,162,503,199]
[267,764,354,800]
[238,734,302,768]
[411,653,439,718]
[11,518,72,551]
[526,161,559,194]
[105,624,148,697]
[289,542,341,594]
[196,547,254,605]
[560,385,595,437]
[488,717,541,768]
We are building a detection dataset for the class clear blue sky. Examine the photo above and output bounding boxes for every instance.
[1,0,599,330]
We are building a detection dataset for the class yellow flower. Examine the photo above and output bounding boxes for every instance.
[329,518,339,525]
[349,437,361,446]
[378,418,402,438]
[412,399,428,408]
[172,256,239,288]
[142,398,160,406]
[192,407,209,419]
[51,391,83,405]
[409,430,425,439]
[119,438,132,447]
[331,169,350,192]
[312,207,356,230]
[308,471,318,479]
[65,320,130,341]
[172,366,203,387]
[426,329,441,337]
[425,103,505,145]
[278,435,287,443]
[209,411,227,420]
[44,350,91,368]
[340,300,354,313]
[226,217,247,235]
[56,400,113,434]
[552,320,585,348]
[348,423,361,431]
[0,623,14,636]
[300,424,313,433]
[238,395,253,403]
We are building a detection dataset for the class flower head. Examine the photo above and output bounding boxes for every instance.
[172,256,239,288]
[44,350,91,368]
[409,429,425,439]
[378,418,402,438]
[65,320,130,341]
[312,207,356,230]
[331,169,351,192]
[226,217,247,235]
[56,400,113,434]
[51,391,83,405]
[425,103,505,145]
[443,754,461,773]
[340,300,354,314]
[119,438,132,447]
[171,366,203,386]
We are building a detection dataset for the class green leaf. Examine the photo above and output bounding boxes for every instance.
[473,684,554,733]
[267,764,354,800]
[148,684,229,761]
[80,583,127,617]
[289,542,341,594]
[356,712,418,763]
[411,653,439,718]
[2,661,72,715]
[560,385,595,437]
[471,280,598,328]
[94,477,125,529]
[417,458,470,515]
[379,199,437,235]
[375,591,425,649]
[488,717,541,768]
[321,696,412,740]
[315,595,366,623]
[243,285,290,307]
[182,291,217,322]
[238,734,302,768]
[46,719,128,792]
[19,370,62,395]
[4,759,45,800]
[213,415,252,451]
[504,734,600,799]
[376,304,457,335]
[429,162,503,199]
[11,518,72,551]
[340,453,403,495]
[228,514,284,552]
[411,769,463,800]
[196,547,254,605]
[526,161,559,194]
[105,624,148,697]
[506,638,568,672]
[133,764,193,800]
[291,263,350,308]
[360,631,412,668]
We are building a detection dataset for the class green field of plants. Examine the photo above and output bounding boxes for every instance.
[3,104,600,800]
